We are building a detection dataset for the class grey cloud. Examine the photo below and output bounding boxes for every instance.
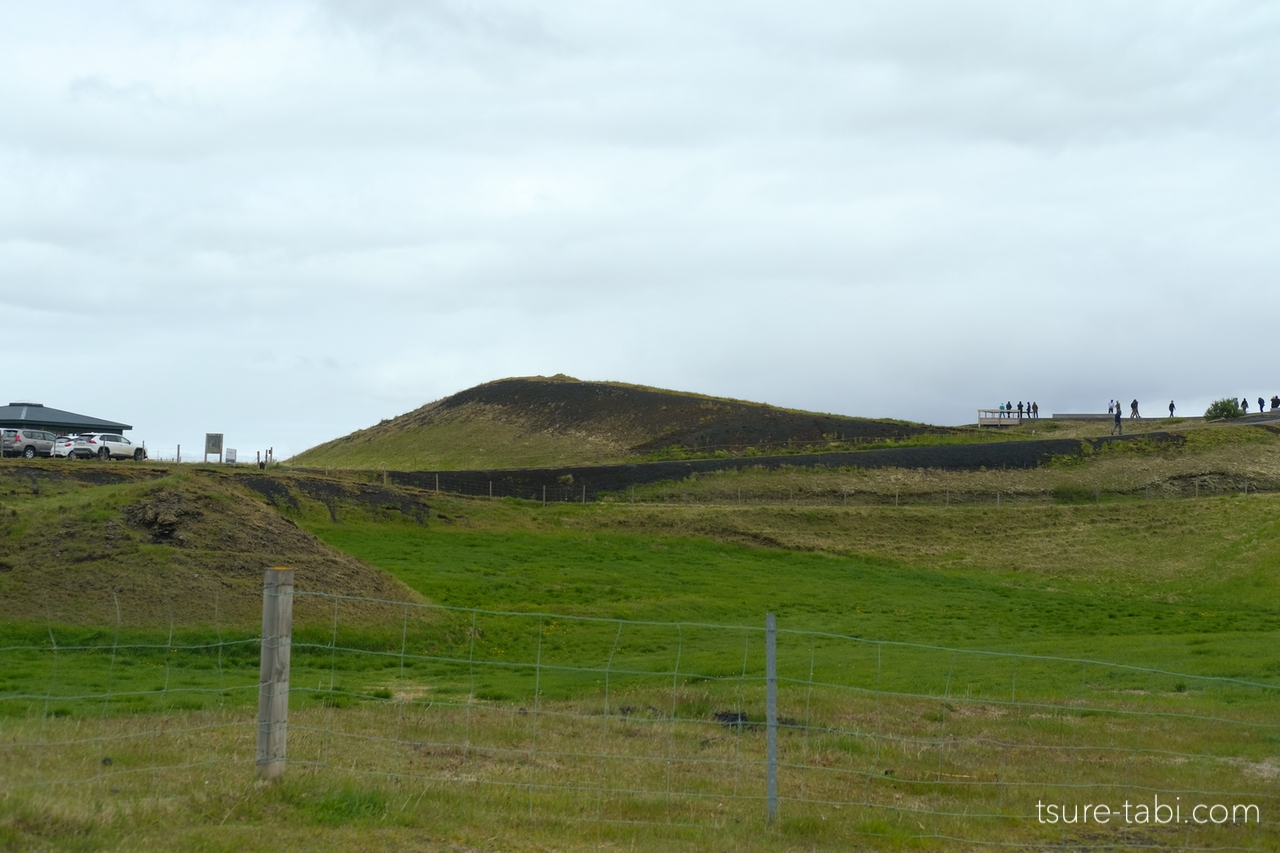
[2,0,1278,453]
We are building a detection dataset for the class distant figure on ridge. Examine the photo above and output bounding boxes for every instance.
[1108,400,1115,415]
[1112,403,1123,435]
[1260,397,1266,414]
[1017,401,1024,420]
[1168,400,1175,418]
[1031,401,1039,419]
[1242,397,1250,413]
[1272,395,1279,411]
[1130,399,1140,418]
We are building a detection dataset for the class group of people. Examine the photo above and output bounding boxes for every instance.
[1242,396,1280,414]
[1106,396,1280,435]
[996,395,1280,434]
[996,400,1038,419]
[1108,399,1139,434]
[1109,399,1167,434]
[1108,399,1144,418]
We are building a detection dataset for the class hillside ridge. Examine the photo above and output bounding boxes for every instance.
[293,375,940,471]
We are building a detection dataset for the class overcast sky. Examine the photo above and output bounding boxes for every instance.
[3,1,1278,459]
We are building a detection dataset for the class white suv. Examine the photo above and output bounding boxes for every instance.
[73,433,147,460]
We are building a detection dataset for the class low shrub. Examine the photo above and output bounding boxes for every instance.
[1204,398,1243,421]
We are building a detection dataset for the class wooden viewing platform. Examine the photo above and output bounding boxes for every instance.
[977,409,1039,427]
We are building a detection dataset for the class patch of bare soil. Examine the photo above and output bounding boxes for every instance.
[121,489,201,544]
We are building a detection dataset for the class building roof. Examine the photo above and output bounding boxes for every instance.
[0,402,132,432]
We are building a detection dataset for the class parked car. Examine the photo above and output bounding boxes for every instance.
[51,435,78,458]
[1,428,57,458]
[72,433,147,460]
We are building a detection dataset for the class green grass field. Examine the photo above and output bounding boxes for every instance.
[4,432,1280,851]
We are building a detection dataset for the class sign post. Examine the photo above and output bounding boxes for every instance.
[204,433,223,464]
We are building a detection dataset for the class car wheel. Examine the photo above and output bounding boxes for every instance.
[23,446,36,459]
[133,449,145,461]
[98,447,111,460]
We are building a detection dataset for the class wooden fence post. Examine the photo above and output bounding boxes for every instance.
[765,612,778,823]
[257,567,295,780]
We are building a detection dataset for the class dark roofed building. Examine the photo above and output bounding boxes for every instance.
[0,402,131,434]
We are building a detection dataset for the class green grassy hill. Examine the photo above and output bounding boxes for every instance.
[0,462,424,628]
[290,375,947,470]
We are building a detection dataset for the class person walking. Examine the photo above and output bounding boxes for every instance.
[1242,397,1249,413]
[1112,403,1123,435]
[1168,400,1175,418]
[1130,399,1140,419]
[1259,397,1266,414]
[1108,400,1115,415]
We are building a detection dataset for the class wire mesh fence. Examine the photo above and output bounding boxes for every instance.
[2,586,1278,849]
[377,466,1275,507]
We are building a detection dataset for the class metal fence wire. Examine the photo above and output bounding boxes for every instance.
[2,580,1278,850]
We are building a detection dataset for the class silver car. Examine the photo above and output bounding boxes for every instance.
[1,428,57,458]
[73,433,147,460]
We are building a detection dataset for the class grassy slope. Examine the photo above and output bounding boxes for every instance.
[295,407,628,471]
[627,425,1280,504]
[290,375,946,471]
[9,432,1278,725]
[302,492,1280,676]
[0,462,421,628]
[6,432,1280,852]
